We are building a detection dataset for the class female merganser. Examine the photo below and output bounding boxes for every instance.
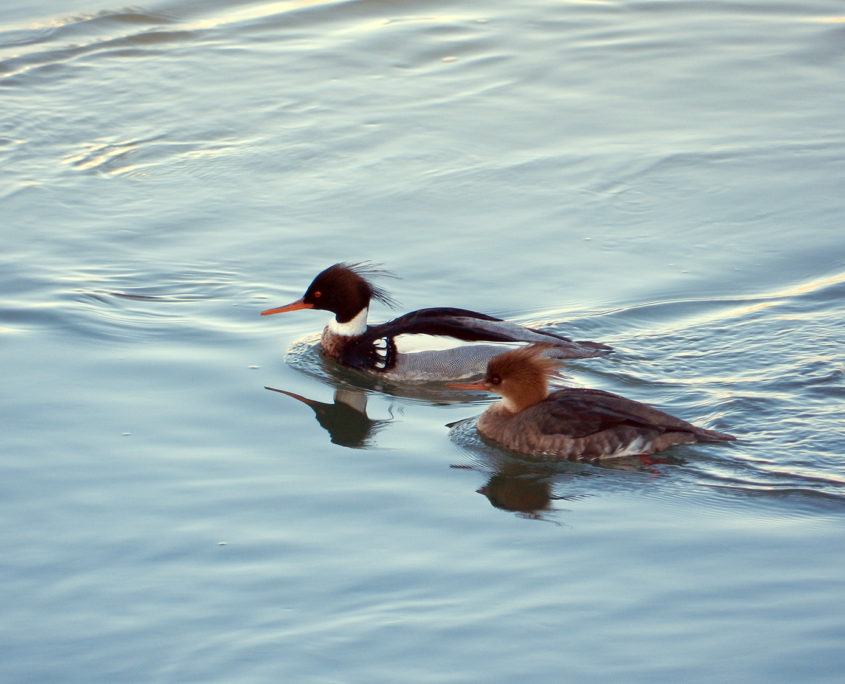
[261,263,611,381]
[449,345,735,461]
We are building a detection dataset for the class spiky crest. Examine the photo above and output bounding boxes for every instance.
[485,344,563,412]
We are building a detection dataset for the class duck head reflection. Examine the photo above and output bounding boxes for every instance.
[265,386,390,448]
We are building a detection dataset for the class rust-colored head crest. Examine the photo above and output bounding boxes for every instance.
[484,344,562,412]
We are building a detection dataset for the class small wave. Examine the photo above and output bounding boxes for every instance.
[20,267,242,344]
[701,481,845,511]
[0,7,194,86]
[60,133,252,177]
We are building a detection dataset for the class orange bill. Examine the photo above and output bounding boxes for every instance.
[447,380,489,391]
[261,298,313,316]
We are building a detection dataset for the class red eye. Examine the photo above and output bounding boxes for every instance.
[489,374,501,385]
[313,291,322,298]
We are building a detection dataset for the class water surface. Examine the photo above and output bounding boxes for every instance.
[2,0,844,682]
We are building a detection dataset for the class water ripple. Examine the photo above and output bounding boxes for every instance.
[0,12,198,85]
[581,270,845,507]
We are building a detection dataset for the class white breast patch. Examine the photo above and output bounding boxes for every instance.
[327,308,368,337]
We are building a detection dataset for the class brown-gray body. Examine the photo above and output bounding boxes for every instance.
[476,387,734,461]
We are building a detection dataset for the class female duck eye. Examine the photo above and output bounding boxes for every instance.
[489,374,501,385]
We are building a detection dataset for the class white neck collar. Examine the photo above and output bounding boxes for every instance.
[327,307,368,337]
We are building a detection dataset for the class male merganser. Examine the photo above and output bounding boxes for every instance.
[449,345,735,461]
[261,263,611,381]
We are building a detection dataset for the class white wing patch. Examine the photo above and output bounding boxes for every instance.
[393,334,522,354]
[609,436,650,458]
[372,337,389,369]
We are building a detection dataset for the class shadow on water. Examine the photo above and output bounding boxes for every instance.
[447,415,689,521]
[264,385,390,449]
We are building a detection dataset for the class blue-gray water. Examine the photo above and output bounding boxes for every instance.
[2,1,844,682]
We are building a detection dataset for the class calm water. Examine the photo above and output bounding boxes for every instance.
[2,0,845,681]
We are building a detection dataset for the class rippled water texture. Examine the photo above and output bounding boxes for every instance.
[2,1,844,682]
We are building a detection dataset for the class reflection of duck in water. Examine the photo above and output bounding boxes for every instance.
[450,345,735,461]
[460,456,678,520]
[265,386,389,448]
[261,263,611,382]
[476,472,560,518]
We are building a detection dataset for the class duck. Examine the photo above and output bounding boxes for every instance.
[261,263,611,381]
[448,344,735,461]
